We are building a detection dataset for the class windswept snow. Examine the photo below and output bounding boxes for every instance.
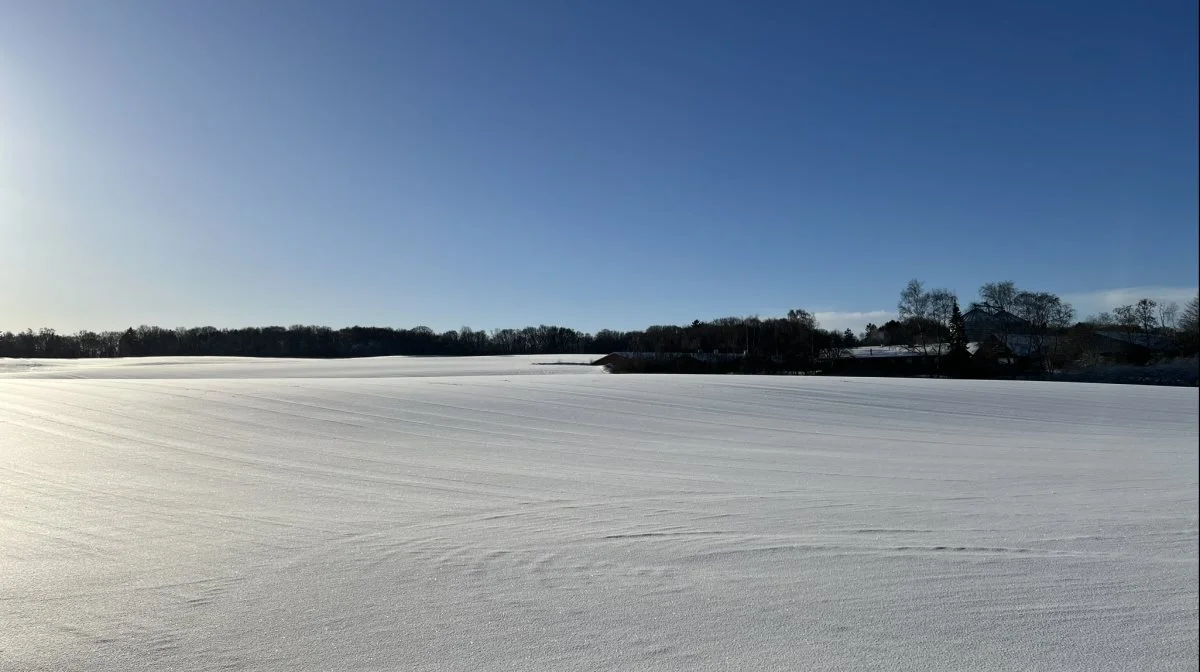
[0,354,599,380]
[1,357,1196,671]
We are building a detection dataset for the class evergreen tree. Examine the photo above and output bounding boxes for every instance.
[946,301,971,377]
[950,302,968,349]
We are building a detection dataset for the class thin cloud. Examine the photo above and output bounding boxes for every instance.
[813,310,895,333]
[1062,286,1198,318]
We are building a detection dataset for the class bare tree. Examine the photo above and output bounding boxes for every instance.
[1012,291,1072,369]
[1112,298,1162,335]
[972,282,1027,360]
[786,309,818,331]
[1050,301,1075,329]
[1048,299,1076,368]
[928,289,958,342]
[1013,292,1058,328]
[926,288,958,373]
[1088,311,1115,326]
[1159,302,1179,331]
[1133,298,1159,334]
[898,279,932,354]
[1112,304,1138,329]
[1181,295,1200,333]
[978,281,1017,313]
[898,280,930,321]
[1180,295,1200,354]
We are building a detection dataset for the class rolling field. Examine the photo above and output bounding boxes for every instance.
[2,357,1196,670]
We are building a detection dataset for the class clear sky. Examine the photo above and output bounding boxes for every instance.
[2,0,1196,335]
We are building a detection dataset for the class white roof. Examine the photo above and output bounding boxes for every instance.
[834,343,978,359]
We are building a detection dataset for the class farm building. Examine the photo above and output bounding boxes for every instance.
[1088,330,1174,363]
[962,307,1033,343]
[822,344,975,376]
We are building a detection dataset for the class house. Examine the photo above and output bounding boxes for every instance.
[961,306,1053,368]
[968,336,1025,372]
[1088,330,1174,364]
[962,306,1033,343]
[822,343,974,376]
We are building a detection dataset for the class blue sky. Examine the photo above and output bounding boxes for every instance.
[1,1,1196,335]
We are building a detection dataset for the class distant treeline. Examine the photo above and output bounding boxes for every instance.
[0,312,850,365]
[3,281,1198,366]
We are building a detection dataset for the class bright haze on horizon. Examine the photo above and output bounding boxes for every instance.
[0,1,1196,334]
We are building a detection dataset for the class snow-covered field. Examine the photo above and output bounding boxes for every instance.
[2,356,1196,671]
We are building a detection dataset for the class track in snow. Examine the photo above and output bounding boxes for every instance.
[1,356,1196,670]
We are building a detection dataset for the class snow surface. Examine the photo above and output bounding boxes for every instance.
[0,354,600,380]
[1,356,1196,671]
